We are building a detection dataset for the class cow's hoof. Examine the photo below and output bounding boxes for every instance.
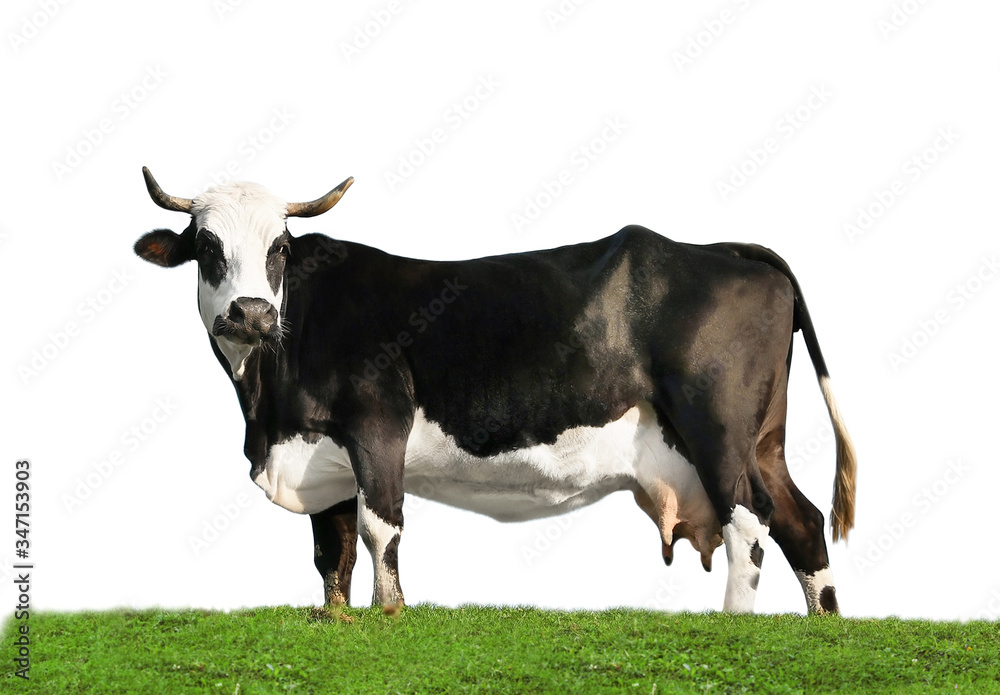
[382,601,404,617]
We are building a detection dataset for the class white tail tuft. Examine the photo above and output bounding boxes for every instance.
[820,376,857,542]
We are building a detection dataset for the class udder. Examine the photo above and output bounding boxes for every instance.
[630,407,723,571]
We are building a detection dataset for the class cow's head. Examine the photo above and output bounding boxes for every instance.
[134,167,352,379]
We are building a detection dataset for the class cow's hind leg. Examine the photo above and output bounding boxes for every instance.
[309,497,359,606]
[758,425,840,614]
[652,273,802,613]
[658,396,774,614]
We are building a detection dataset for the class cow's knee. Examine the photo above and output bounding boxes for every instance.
[722,504,769,613]
[357,490,404,607]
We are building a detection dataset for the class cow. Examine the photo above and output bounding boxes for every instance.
[134,167,856,614]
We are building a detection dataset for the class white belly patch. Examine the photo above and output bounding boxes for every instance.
[255,403,708,524]
[403,403,701,522]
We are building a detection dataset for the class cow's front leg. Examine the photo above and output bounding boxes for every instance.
[309,497,359,606]
[357,490,404,607]
[348,430,407,608]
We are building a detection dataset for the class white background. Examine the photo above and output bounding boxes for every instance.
[2,0,998,622]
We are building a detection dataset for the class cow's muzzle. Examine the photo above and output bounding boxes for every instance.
[213,297,281,346]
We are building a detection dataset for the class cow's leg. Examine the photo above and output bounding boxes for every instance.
[348,430,406,608]
[357,490,404,607]
[757,423,840,615]
[309,497,359,606]
[721,500,770,613]
[656,396,773,613]
[653,280,797,613]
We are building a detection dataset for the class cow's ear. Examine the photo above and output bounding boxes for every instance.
[134,228,195,267]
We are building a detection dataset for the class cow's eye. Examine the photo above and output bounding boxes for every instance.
[195,230,226,288]
[279,243,291,258]
[196,230,223,260]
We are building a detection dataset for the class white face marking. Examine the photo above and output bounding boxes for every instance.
[357,491,403,606]
[191,183,290,378]
[253,434,355,514]
[795,566,837,614]
[722,504,769,613]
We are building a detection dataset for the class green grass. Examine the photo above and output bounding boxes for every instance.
[2,606,998,694]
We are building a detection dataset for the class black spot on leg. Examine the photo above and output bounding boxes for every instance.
[750,540,764,569]
[819,586,839,614]
[383,533,400,573]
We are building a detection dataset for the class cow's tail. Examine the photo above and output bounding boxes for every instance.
[719,243,858,542]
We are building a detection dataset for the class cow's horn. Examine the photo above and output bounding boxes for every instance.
[285,177,354,218]
[142,167,194,213]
